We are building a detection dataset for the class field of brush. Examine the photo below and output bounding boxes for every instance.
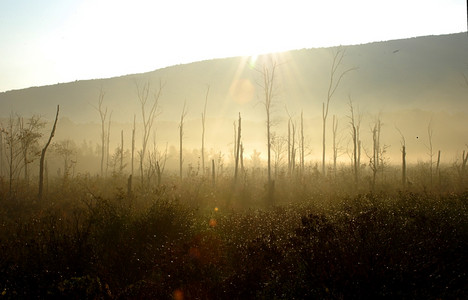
[1,167,467,299]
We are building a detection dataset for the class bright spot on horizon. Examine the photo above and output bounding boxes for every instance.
[0,0,465,92]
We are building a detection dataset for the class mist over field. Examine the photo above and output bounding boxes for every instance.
[1,32,468,299]
[1,33,468,174]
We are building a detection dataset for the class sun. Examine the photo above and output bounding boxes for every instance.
[248,55,259,69]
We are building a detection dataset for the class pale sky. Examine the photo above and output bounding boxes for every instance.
[0,0,465,92]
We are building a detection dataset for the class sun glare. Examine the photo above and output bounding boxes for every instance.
[248,55,258,68]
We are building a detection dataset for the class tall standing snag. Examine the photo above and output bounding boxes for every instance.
[332,114,339,178]
[179,101,187,180]
[321,48,356,174]
[234,113,242,184]
[201,85,209,175]
[426,119,435,188]
[396,126,407,187]
[369,116,382,191]
[136,80,163,185]
[257,60,278,204]
[300,110,305,175]
[348,98,361,186]
[38,105,59,200]
[93,88,108,177]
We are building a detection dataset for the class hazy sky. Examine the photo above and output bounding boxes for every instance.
[0,0,465,92]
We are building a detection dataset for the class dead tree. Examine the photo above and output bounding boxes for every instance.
[426,119,435,187]
[201,86,209,175]
[211,159,216,186]
[332,114,339,178]
[396,126,407,187]
[128,115,135,196]
[38,105,59,200]
[105,111,112,176]
[348,98,361,186]
[321,48,356,174]
[136,80,163,185]
[120,130,124,173]
[436,150,441,186]
[300,110,305,175]
[240,142,245,173]
[288,116,291,175]
[0,130,3,178]
[460,148,468,186]
[286,108,295,176]
[93,89,107,177]
[367,116,383,191]
[257,60,278,204]
[234,113,242,184]
[179,101,187,180]
[291,120,296,174]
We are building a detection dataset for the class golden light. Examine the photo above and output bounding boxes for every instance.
[209,218,217,228]
[248,55,258,68]
[173,289,184,300]
[228,78,255,104]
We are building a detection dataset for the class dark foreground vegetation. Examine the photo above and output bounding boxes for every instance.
[1,173,467,299]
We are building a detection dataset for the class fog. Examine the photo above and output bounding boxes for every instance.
[1,33,468,176]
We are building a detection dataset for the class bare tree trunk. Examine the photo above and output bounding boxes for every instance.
[255,60,278,204]
[105,111,112,177]
[332,114,338,178]
[233,122,236,164]
[322,102,327,175]
[131,115,135,176]
[291,120,296,174]
[352,125,358,185]
[38,105,59,200]
[358,139,361,173]
[211,159,216,187]
[45,160,49,195]
[348,99,361,186]
[427,120,434,188]
[0,131,3,178]
[460,150,468,187]
[436,150,441,187]
[402,145,407,187]
[179,101,187,180]
[368,117,382,191]
[321,48,356,175]
[128,115,135,195]
[371,121,381,190]
[201,86,209,175]
[234,113,241,184]
[288,117,291,175]
[300,110,305,175]
[93,89,107,177]
[240,142,244,173]
[120,130,124,173]
[136,81,163,186]
[396,127,407,187]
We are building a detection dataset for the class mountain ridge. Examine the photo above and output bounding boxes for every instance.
[1,32,467,163]
[1,32,467,124]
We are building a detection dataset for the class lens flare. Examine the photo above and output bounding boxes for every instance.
[209,218,217,227]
